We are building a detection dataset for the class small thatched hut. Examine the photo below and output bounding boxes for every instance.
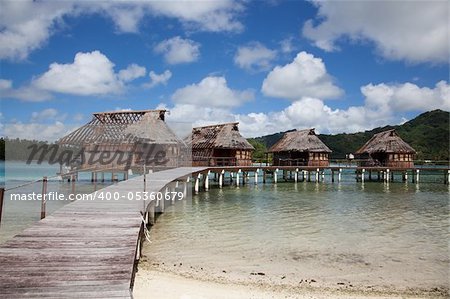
[58,110,185,170]
[355,129,416,168]
[268,129,331,166]
[186,122,254,166]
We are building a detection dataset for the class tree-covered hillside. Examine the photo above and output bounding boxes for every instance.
[249,110,449,161]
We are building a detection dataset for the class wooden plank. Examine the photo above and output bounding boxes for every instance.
[0,167,207,298]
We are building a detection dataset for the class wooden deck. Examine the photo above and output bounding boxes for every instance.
[0,167,206,299]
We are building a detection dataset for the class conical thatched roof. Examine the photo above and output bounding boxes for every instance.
[355,129,416,154]
[187,122,254,150]
[59,110,182,146]
[268,128,331,153]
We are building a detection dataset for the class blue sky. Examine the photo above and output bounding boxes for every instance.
[0,0,448,140]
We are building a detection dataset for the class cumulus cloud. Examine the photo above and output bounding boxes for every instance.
[172,76,254,108]
[262,51,343,100]
[32,51,124,96]
[362,80,450,112]
[154,36,201,65]
[0,0,245,60]
[144,70,172,88]
[163,80,449,137]
[234,42,276,72]
[303,1,448,63]
[118,64,146,82]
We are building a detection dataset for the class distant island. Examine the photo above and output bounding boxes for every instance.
[1,109,448,162]
[249,109,449,161]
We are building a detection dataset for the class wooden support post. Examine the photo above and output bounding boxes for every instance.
[101,172,105,182]
[321,170,325,181]
[447,170,450,185]
[315,168,319,182]
[369,170,372,181]
[41,176,47,219]
[242,172,246,185]
[219,170,224,188]
[338,169,342,182]
[294,168,298,183]
[415,169,420,184]
[263,170,266,183]
[204,171,210,190]
[283,170,286,181]
[331,170,334,182]
[0,188,4,226]
[143,165,147,192]
[148,202,155,226]
[254,169,259,184]
[386,169,390,182]
[71,175,75,195]
[377,171,380,181]
[307,171,311,182]
[91,172,94,182]
[111,172,114,181]
[361,169,365,183]
[274,168,278,184]
[195,174,200,193]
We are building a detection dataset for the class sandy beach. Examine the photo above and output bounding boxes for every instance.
[133,259,448,299]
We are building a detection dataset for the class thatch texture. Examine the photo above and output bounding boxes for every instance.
[355,129,416,154]
[268,129,331,153]
[59,110,182,145]
[188,122,254,150]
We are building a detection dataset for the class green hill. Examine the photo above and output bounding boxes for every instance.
[249,109,449,161]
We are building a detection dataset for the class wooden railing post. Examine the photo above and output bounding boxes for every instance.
[0,188,4,226]
[41,176,47,219]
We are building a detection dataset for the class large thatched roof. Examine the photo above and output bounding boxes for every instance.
[268,128,332,153]
[187,122,254,150]
[355,129,416,155]
[58,110,182,146]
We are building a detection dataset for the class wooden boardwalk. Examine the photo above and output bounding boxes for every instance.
[0,167,206,299]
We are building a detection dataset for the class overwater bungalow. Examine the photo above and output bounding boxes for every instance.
[186,122,254,166]
[268,128,332,166]
[58,109,186,172]
[355,129,416,168]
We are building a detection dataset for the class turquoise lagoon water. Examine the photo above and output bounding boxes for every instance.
[0,161,115,243]
[145,175,449,293]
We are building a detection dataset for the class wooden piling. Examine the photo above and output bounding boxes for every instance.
[0,188,4,226]
[41,176,47,219]
[274,169,278,184]
[254,169,259,184]
[204,171,210,190]
[219,170,224,188]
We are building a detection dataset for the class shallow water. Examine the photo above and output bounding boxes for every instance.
[144,177,449,292]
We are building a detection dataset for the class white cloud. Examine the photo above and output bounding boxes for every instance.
[172,76,254,108]
[163,80,449,137]
[0,79,52,102]
[31,50,146,97]
[146,1,244,32]
[0,1,245,61]
[4,121,73,141]
[262,51,343,100]
[280,37,295,54]
[234,42,276,72]
[303,1,448,63]
[31,108,59,122]
[118,64,146,82]
[154,36,201,65]
[362,80,450,113]
[144,70,172,88]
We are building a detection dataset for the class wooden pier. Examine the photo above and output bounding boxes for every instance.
[0,167,206,298]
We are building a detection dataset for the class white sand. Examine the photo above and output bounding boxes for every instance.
[133,268,443,299]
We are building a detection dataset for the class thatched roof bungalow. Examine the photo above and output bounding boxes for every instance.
[58,110,185,170]
[187,122,254,166]
[355,129,416,168]
[268,129,332,166]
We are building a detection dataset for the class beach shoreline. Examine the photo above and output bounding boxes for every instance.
[133,259,448,299]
